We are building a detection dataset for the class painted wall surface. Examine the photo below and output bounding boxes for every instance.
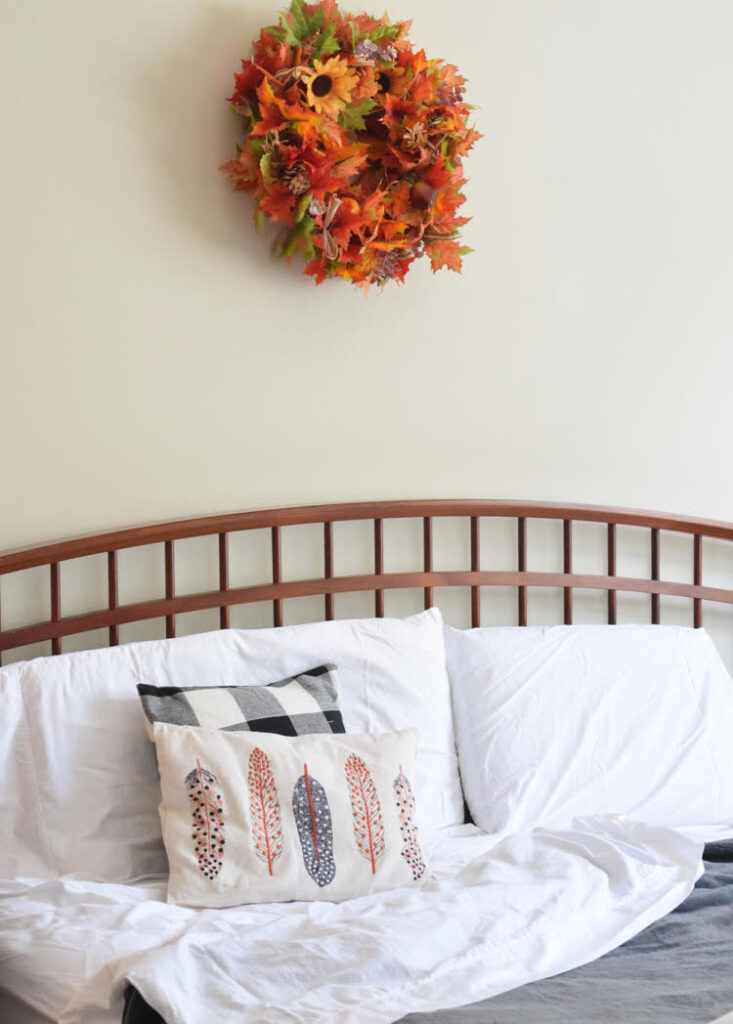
[2,0,732,543]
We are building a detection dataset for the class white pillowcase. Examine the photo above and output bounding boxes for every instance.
[0,609,460,882]
[154,723,427,906]
[446,624,733,839]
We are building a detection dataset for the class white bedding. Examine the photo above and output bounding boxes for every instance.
[0,818,702,1024]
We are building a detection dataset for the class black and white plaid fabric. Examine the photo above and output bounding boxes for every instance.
[137,665,344,736]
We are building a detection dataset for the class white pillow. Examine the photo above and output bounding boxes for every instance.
[1,609,460,881]
[153,724,428,906]
[0,664,50,879]
[446,624,733,839]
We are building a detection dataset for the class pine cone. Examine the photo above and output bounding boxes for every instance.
[282,162,311,196]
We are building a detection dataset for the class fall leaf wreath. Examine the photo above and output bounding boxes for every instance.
[221,0,481,290]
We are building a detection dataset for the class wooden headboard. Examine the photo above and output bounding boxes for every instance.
[2,500,733,667]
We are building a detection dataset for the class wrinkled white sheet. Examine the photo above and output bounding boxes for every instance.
[0,819,702,1024]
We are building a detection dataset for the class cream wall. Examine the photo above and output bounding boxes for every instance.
[2,0,733,553]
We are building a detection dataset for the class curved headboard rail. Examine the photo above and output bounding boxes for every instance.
[1,499,733,662]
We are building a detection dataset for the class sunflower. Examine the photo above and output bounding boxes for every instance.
[304,57,359,117]
[375,65,409,97]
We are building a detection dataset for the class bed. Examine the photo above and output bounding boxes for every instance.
[1,499,733,1024]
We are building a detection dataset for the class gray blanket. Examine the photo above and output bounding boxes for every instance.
[400,842,733,1024]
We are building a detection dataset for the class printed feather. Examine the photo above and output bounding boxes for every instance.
[393,765,426,881]
[293,763,336,887]
[185,759,225,881]
[344,753,385,874]
[247,747,283,875]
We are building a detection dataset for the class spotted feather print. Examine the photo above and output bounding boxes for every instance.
[185,760,225,880]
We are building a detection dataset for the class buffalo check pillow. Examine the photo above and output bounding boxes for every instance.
[137,665,344,737]
[152,722,428,906]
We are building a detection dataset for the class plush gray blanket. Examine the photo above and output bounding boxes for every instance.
[400,842,733,1024]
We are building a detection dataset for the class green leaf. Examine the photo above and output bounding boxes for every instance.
[308,7,325,34]
[312,21,340,60]
[439,139,455,173]
[282,215,316,259]
[365,22,401,43]
[248,136,265,159]
[294,192,313,223]
[338,98,377,132]
[279,6,305,45]
[254,206,268,233]
[280,0,324,47]
[279,13,298,46]
[259,152,275,181]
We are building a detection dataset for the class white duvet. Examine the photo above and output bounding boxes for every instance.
[0,817,702,1024]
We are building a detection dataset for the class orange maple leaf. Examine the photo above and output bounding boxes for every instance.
[440,63,468,90]
[331,146,370,180]
[425,238,466,274]
[220,146,261,192]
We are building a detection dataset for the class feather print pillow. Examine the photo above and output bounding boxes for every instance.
[152,723,428,907]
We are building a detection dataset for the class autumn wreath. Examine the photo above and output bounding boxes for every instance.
[221,0,480,289]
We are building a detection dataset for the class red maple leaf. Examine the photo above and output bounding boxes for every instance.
[228,61,263,104]
[329,197,371,248]
[304,256,330,285]
[258,183,296,223]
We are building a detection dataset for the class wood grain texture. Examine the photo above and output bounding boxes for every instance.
[470,516,480,628]
[607,523,617,625]
[108,550,119,646]
[3,500,733,576]
[218,533,229,630]
[50,562,61,655]
[563,520,573,625]
[2,500,733,657]
[374,518,384,618]
[324,521,334,622]
[423,517,433,610]
[517,518,527,627]
[4,568,732,655]
[651,528,660,625]
[694,534,703,629]
[165,541,175,639]
[272,526,282,628]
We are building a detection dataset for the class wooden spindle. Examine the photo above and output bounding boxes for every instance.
[651,528,660,624]
[374,518,384,617]
[50,562,61,654]
[470,516,480,628]
[563,519,573,624]
[423,517,433,609]
[272,526,282,627]
[607,523,617,624]
[324,521,334,621]
[517,517,527,626]
[165,541,176,638]
[693,533,702,628]
[108,551,119,647]
[219,533,229,629]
